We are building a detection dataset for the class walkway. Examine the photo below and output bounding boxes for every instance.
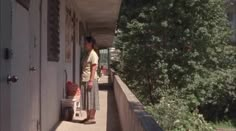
[55,76,121,131]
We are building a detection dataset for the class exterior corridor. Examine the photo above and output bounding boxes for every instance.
[55,76,121,131]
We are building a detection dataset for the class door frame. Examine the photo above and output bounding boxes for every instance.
[28,0,42,130]
[72,12,77,83]
[39,0,42,130]
[0,0,12,131]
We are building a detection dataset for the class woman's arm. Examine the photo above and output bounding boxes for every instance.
[88,51,98,88]
[90,64,97,81]
[88,64,97,89]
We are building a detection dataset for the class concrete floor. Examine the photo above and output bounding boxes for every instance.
[55,76,121,131]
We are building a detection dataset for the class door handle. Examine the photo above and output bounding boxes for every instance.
[29,67,37,71]
[7,75,18,84]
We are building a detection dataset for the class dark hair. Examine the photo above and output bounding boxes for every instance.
[85,36,96,48]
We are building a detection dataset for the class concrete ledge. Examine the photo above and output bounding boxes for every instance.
[110,70,163,131]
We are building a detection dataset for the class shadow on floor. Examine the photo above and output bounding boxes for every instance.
[99,83,121,131]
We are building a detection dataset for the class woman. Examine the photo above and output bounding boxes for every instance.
[81,36,99,124]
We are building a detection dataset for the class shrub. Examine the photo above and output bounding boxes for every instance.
[146,96,215,131]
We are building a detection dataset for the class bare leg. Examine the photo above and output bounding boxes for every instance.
[89,109,96,119]
[84,109,96,124]
[86,110,90,119]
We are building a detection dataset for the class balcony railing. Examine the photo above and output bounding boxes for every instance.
[109,69,163,131]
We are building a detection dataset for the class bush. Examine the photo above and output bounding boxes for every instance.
[146,96,215,131]
[179,68,236,120]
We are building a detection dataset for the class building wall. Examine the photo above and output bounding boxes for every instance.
[64,0,82,84]
[41,1,59,130]
[40,0,83,130]
[2,0,118,130]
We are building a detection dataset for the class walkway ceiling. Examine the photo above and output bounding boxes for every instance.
[76,0,122,49]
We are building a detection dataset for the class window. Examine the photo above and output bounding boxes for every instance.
[47,0,60,62]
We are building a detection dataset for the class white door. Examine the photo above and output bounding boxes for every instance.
[10,1,40,131]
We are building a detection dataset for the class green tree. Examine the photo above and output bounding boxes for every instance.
[115,0,236,121]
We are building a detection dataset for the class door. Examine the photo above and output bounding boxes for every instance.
[10,1,40,131]
[11,2,31,131]
[0,0,12,131]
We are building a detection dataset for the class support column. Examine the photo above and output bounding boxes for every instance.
[107,48,110,74]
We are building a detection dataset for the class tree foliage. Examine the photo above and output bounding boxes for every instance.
[114,0,236,125]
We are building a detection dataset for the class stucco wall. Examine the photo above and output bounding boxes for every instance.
[64,0,82,84]
[41,0,64,129]
[40,0,82,130]
[41,0,59,130]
